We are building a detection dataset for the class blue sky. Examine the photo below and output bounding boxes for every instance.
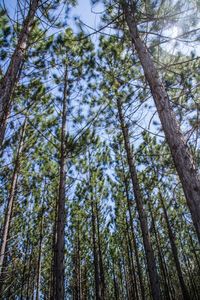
[1,0,104,35]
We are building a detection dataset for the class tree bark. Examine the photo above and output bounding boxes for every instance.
[95,200,106,299]
[91,198,101,300]
[117,97,161,300]
[125,219,139,300]
[0,0,39,147]
[36,212,44,300]
[54,66,68,300]
[122,1,200,242]
[0,118,27,279]
[148,199,171,300]
[122,169,145,300]
[159,193,190,299]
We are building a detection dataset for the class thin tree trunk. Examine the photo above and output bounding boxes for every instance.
[35,212,44,300]
[122,1,200,242]
[117,97,161,300]
[122,170,145,300]
[91,198,101,300]
[50,192,58,300]
[81,261,88,300]
[26,245,33,300]
[112,256,119,300]
[0,118,27,279]
[148,199,171,300]
[179,239,200,299]
[20,236,29,299]
[159,193,190,299]
[125,220,138,300]
[0,0,39,147]
[95,200,106,299]
[54,66,68,300]
[77,222,81,300]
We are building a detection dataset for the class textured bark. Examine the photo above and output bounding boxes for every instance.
[159,194,190,299]
[54,67,68,300]
[0,118,26,279]
[122,1,200,242]
[117,97,161,300]
[0,0,39,147]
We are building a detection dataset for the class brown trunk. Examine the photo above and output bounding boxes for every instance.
[81,262,88,300]
[117,97,161,300]
[0,118,26,279]
[125,219,139,300]
[0,0,39,146]
[159,193,190,299]
[26,245,33,300]
[122,170,145,300]
[148,199,171,300]
[20,233,30,299]
[54,66,68,300]
[122,1,200,242]
[179,239,200,299]
[73,222,81,300]
[112,256,119,300]
[36,212,44,300]
[95,200,106,299]
[91,198,101,300]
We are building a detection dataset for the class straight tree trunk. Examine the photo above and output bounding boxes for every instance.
[81,261,88,300]
[91,198,101,300]
[26,245,33,300]
[36,212,44,300]
[122,1,200,242]
[20,234,30,299]
[50,194,58,300]
[0,0,39,147]
[159,193,190,299]
[148,199,171,300]
[125,220,139,300]
[95,200,106,299]
[117,97,161,300]
[112,256,119,300]
[122,168,145,300]
[0,118,27,279]
[54,66,68,300]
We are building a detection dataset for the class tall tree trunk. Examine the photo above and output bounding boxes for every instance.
[26,245,33,300]
[50,194,58,300]
[36,212,44,300]
[95,200,106,299]
[125,219,139,300]
[91,198,101,300]
[122,169,145,300]
[112,256,119,300]
[20,233,30,299]
[0,0,39,147]
[81,261,88,300]
[122,1,200,242]
[117,97,161,300]
[54,66,68,300]
[159,193,190,299]
[0,118,27,279]
[148,199,171,300]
